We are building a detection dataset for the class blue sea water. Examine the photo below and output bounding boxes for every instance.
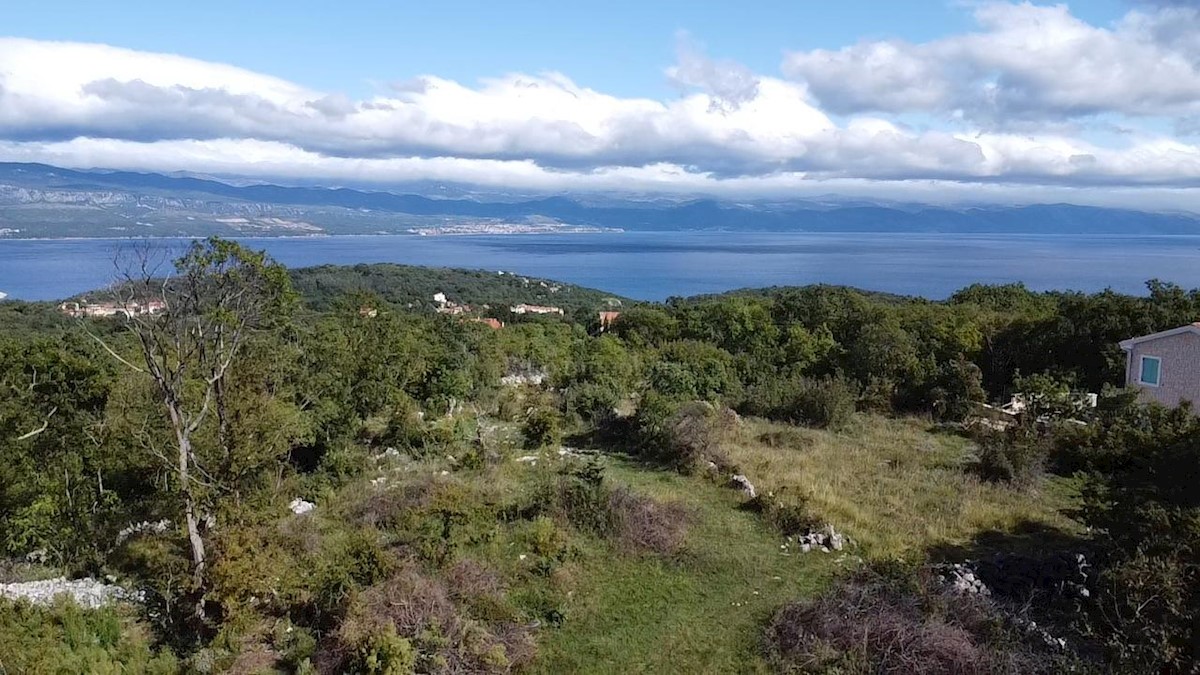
[1,232,1199,301]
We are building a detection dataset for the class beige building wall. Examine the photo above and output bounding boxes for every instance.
[1126,332,1200,408]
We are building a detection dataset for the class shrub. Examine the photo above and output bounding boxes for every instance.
[763,568,1058,674]
[663,402,728,471]
[741,375,856,431]
[379,397,427,450]
[973,423,1050,487]
[548,459,611,535]
[352,477,500,566]
[0,598,177,674]
[522,406,562,450]
[750,487,820,536]
[858,376,897,415]
[319,563,535,674]
[632,400,738,472]
[514,516,575,573]
[607,487,689,556]
[628,391,678,452]
[929,358,986,422]
[563,381,621,427]
[787,377,857,431]
[1066,399,1200,672]
[538,460,688,557]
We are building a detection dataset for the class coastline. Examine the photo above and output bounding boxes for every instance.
[0,229,629,242]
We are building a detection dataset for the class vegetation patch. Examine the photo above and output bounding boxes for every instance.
[724,416,1079,558]
[763,568,1064,674]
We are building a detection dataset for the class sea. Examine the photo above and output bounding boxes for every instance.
[1,231,1199,302]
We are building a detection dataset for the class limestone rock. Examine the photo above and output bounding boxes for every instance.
[730,474,757,499]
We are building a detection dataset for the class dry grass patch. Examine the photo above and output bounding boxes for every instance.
[764,569,1054,674]
[724,415,1079,559]
[607,486,690,556]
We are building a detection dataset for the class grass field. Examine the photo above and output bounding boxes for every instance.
[723,415,1081,559]
[532,458,840,673]
[1,412,1075,673]
[518,414,1081,671]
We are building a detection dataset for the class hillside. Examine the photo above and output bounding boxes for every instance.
[4,162,1200,238]
[0,245,1197,672]
[289,263,628,316]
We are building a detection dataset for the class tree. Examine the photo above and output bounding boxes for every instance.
[88,238,293,620]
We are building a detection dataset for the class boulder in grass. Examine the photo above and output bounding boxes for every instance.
[730,474,757,499]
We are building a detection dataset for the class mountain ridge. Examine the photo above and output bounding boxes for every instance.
[2,161,1199,238]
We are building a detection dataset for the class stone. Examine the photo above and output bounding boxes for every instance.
[289,498,315,515]
[730,474,757,499]
[0,577,138,609]
[115,519,171,544]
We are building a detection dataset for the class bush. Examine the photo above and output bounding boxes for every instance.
[522,406,562,450]
[629,399,740,472]
[763,568,1060,674]
[563,381,621,427]
[0,598,177,674]
[929,358,986,422]
[1067,399,1200,672]
[662,402,729,471]
[750,487,820,536]
[973,423,1050,486]
[538,460,688,557]
[607,487,689,556]
[351,477,501,566]
[741,375,856,431]
[549,460,611,535]
[788,377,858,431]
[318,562,536,674]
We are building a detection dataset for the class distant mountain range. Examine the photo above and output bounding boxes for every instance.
[1,161,1199,238]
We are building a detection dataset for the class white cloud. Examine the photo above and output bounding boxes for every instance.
[782,2,1200,123]
[2,5,1200,211]
[666,33,761,113]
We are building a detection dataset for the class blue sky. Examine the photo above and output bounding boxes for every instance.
[5,0,1131,98]
[3,1,1200,210]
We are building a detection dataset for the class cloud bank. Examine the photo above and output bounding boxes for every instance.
[2,2,1200,209]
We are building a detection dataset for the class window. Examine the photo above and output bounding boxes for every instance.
[1139,356,1162,387]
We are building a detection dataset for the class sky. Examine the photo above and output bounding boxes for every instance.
[3,0,1200,209]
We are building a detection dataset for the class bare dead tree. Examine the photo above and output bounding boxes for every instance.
[84,237,292,621]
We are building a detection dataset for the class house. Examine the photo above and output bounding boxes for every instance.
[1119,323,1200,408]
[59,299,166,319]
[510,304,563,316]
[598,311,621,332]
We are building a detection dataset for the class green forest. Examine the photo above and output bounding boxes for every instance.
[1,238,1197,673]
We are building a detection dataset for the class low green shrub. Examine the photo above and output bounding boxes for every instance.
[563,381,621,427]
[629,398,735,472]
[0,598,177,674]
[522,406,562,450]
[750,487,821,536]
[740,375,857,431]
[973,423,1050,487]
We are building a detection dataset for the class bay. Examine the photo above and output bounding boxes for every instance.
[0,231,1199,302]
